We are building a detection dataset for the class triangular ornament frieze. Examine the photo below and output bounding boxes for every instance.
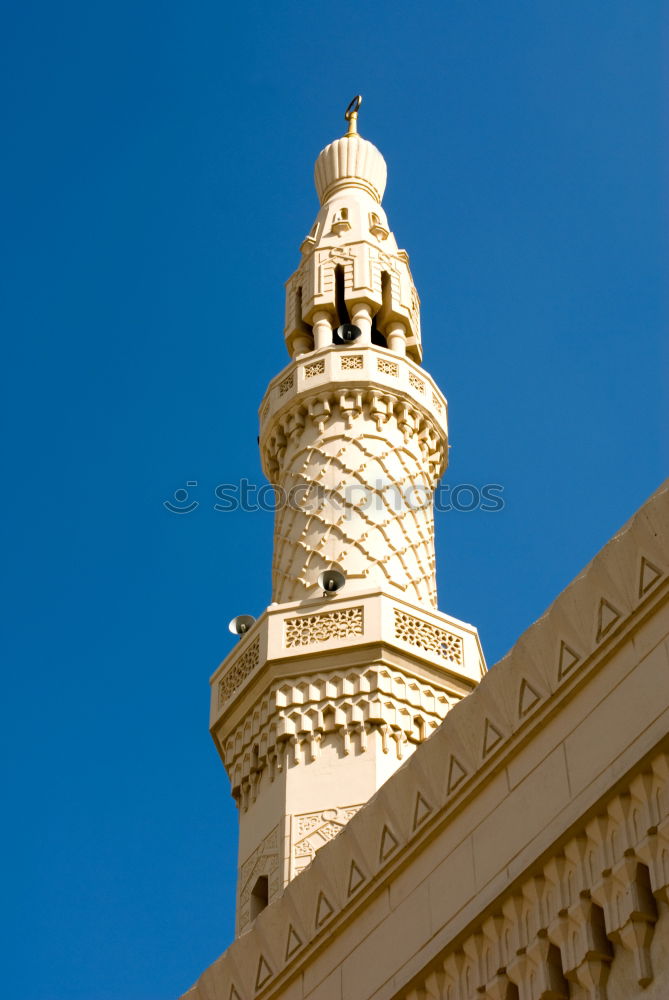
[447,754,467,793]
[255,955,273,991]
[639,556,663,598]
[482,718,503,757]
[315,890,333,928]
[518,678,541,718]
[347,858,365,896]
[557,640,581,681]
[596,597,622,642]
[285,924,302,961]
[413,791,433,830]
[379,824,399,862]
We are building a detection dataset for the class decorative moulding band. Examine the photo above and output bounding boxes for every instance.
[184,480,669,1000]
[284,606,364,648]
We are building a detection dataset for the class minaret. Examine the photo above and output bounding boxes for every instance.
[210,99,486,935]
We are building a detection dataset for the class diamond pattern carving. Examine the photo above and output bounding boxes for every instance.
[267,391,446,606]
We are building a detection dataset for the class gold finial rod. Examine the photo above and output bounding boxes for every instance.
[344,95,362,137]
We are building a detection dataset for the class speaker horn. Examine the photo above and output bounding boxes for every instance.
[335,323,361,343]
[228,614,256,636]
[317,569,346,596]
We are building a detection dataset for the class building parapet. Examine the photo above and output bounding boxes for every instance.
[182,479,669,1000]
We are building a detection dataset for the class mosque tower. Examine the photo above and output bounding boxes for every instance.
[210,98,486,935]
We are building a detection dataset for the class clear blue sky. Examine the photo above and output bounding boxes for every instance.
[2,2,666,998]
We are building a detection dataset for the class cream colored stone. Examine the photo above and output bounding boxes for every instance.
[179,104,669,1000]
[209,585,484,931]
[181,476,669,1000]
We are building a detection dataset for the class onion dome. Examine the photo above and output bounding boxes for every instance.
[314,97,387,205]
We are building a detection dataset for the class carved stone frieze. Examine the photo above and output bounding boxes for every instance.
[237,823,282,934]
[291,805,364,876]
[218,663,457,807]
[218,637,260,708]
[284,606,364,648]
[394,609,464,666]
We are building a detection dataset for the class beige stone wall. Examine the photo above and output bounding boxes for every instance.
[182,480,669,1000]
[209,592,484,933]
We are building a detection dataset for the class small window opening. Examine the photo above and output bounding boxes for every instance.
[250,875,269,920]
[369,212,389,239]
[371,271,393,348]
[331,207,351,234]
[381,272,392,315]
[371,312,387,348]
[334,266,350,331]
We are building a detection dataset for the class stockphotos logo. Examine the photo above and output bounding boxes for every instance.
[163,480,504,515]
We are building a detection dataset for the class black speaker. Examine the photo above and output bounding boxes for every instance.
[335,323,362,344]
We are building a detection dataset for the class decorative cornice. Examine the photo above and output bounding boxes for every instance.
[210,594,484,723]
[183,479,669,1000]
[217,661,459,808]
[259,347,447,483]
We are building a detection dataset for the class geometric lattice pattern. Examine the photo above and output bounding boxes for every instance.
[394,609,463,665]
[284,607,364,648]
[218,637,260,707]
[269,393,442,607]
[377,358,399,377]
[292,805,364,875]
[305,360,325,378]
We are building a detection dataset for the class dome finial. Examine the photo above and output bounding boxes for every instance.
[344,95,362,137]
